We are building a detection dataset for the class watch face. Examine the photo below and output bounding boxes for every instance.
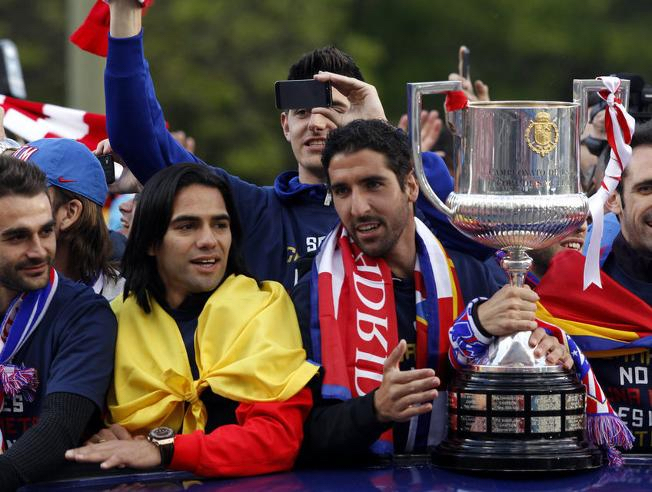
[149,427,174,441]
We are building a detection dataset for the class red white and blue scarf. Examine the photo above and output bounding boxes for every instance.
[310,218,462,454]
[536,250,652,463]
[535,318,634,465]
[0,268,58,406]
[450,251,635,465]
[450,309,633,465]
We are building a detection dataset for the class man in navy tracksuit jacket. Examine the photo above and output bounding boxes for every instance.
[104,1,491,289]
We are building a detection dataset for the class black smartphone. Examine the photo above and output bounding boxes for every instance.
[97,154,115,184]
[460,46,470,80]
[275,79,332,110]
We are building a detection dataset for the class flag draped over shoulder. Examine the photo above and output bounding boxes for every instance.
[109,274,318,434]
[535,249,649,463]
[0,94,107,150]
[536,250,652,358]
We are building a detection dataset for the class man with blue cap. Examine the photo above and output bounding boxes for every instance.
[13,138,123,300]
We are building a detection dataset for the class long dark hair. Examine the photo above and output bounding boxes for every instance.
[121,163,249,312]
[51,188,119,284]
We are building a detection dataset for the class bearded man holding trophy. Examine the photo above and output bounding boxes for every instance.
[408,77,636,471]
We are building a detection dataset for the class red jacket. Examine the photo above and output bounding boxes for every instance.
[170,387,312,477]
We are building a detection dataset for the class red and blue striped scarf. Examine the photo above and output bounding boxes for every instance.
[309,219,462,454]
[0,268,58,406]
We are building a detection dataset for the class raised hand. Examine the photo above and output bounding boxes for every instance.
[313,71,386,124]
[373,340,440,423]
[397,110,442,152]
[108,0,143,38]
[447,46,490,102]
[171,130,196,153]
[94,139,143,194]
[528,328,574,369]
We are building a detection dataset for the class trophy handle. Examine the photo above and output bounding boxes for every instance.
[573,78,630,131]
[407,81,463,219]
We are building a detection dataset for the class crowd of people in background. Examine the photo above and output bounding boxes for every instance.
[0,0,650,490]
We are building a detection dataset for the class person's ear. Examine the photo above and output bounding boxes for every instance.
[405,171,419,203]
[280,112,291,142]
[57,199,83,232]
[606,189,623,215]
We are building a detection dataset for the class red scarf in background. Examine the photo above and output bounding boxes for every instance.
[70,0,155,57]
[0,94,107,151]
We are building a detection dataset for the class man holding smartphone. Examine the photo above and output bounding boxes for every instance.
[104,0,470,289]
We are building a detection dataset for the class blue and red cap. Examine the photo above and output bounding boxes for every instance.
[13,138,108,206]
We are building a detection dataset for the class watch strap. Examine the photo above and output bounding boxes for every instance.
[158,440,174,467]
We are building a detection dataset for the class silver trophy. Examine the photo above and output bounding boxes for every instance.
[408,79,629,471]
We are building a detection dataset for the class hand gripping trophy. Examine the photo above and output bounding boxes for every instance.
[407,79,629,471]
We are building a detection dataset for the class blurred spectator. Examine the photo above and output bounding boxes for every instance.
[107,193,136,235]
[13,138,123,300]
[581,96,609,196]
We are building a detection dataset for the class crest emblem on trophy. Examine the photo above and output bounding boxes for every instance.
[526,111,559,156]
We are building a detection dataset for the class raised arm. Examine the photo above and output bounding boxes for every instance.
[105,0,277,248]
[106,0,202,184]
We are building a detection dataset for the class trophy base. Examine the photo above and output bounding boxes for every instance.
[434,437,603,472]
[435,367,603,472]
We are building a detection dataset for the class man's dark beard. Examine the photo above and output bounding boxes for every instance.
[0,257,52,293]
[350,216,393,257]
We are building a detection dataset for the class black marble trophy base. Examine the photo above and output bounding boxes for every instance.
[433,367,603,472]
